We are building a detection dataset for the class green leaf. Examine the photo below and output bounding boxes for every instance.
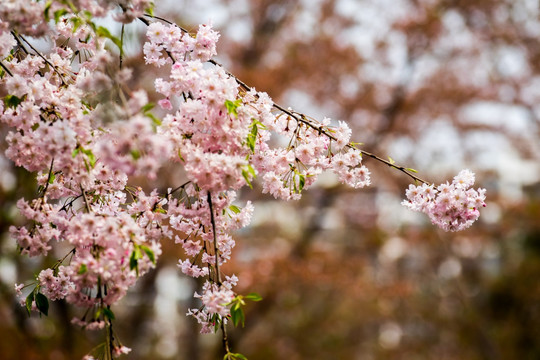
[44,0,53,21]
[78,263,87,274]
[224,353,248,360]
[242,168,252,189]
[141,103,155,113]
[71,147,80,158]
[70,16,83,32]
[3,94,24,109]
[129,247,141,276]
[298,173,305,192]
[103,308,115,320]
[35,292,49,316]
[25,290,35,315]
[244,293,263,302]
[225,99,242,117]
[229,205,242,214]
[48,172,56,185]
[246,123,258,152]
[406,167,418,173]
[388,156,395,165]
[81,148,96,168]
[130,149,141,160]
[96,26,122,49]
[144,111,162,126]
[212,313,221,333]
[54,9,69,23]
[230,306,245,327]
[247,164,256,177]
[140,245,156,264]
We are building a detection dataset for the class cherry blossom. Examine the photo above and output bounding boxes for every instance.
[402,169,487,232]
[0,1,486,357]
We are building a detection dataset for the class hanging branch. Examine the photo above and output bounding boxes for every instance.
[140,14,430,185]
[206,192,232,355]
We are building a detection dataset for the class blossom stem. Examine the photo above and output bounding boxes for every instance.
[0,60,13,77]
[40,158,55,198]
[207,192,232,355]
[119,24,125,69]
[16,33,67,84]
[80,185,91,213]
[206,192,221,285]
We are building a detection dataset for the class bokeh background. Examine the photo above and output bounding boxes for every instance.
[1,0,540,359]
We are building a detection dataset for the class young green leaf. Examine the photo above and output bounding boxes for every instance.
[144,111,162,126]
[225,99,242,117]
[130,149,141,160]
[3,94,24,109]
[25,290,35,315]
[140,245,156,264]
[244,293,263,302]
[54,9,68,23]
[141,103,155,113]
[229,205,242,214]
[96,26,122,49]
[224,353,248,360]
[129,247,142,276]
[81,148,96,168]
[298,173,305,192]
[103,307,115,320]
[35,292,49,316]
[230,306,245,327]
[78,263,88,274]
[242,169,253,189]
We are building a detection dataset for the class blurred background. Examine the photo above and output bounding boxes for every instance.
[1,0,540,359]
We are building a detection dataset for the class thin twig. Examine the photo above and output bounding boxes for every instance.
[119,23,125,69]
[207,191,232,356]
[17,33,67,84]
[206,192,221,285]
[59,194,83,212]
[51,248,76,270]
[80,185,91,213]
[0,60,13,77]
[40,158,55,198]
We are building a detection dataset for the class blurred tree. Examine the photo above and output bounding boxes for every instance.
[1,0,539,359]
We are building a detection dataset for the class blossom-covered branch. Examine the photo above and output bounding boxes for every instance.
[0,1,486,358]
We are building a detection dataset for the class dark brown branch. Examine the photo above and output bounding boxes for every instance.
[0,60,13,77]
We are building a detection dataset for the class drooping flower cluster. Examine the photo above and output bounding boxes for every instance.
[188,276,238,333]
[144,21,371,200]
[0,1,486,357]
[402,169,486,231]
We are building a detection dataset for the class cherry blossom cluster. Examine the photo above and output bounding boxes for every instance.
[1,0,153,36]
[0,1,486,357]
[402,169,486,231]
[168,184,252,330]
[1,3,170,350]
[145,20,370,200]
